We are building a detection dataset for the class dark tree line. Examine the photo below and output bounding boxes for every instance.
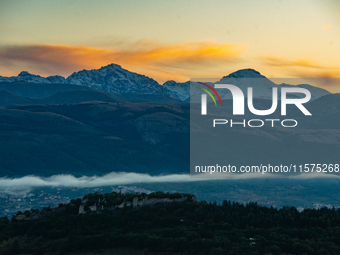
[0,192,340,254]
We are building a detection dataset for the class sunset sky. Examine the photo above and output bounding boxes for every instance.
[0,0,339,91]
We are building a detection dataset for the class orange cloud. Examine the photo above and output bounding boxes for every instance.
[261,57,327,69]
[289,69,340,79]
[0,42,247,83]
[260,56,340,92]
[261,56,340,78]
[322,25,332,30]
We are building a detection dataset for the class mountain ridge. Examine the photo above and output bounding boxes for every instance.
[0,64,331,101]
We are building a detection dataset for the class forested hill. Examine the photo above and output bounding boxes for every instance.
[1,191,340,254]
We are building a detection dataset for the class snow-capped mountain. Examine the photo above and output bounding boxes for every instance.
[215,69,330,100]
[215,69,277,100]
[0,65,331,102]
[222,68,266,79]
[184,69,330,102]
[46,75,66,84]
[163,80,190,101]
[0,71,66,84]
[65,64,165,95]
[0,71,50,83]
[0,64,170,97]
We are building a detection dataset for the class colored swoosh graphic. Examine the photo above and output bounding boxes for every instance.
[200,88,217,106]
[199,82,223,106]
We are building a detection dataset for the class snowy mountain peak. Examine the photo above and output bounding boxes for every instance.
[102,63,122,69]
[223,69,265,79]
[46,75,66,84]
[15,71,50,83]
[18,71,32,77]
[163,80,190,101]
[65,63,164,95]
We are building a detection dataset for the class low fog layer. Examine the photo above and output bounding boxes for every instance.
[0,171,337,195]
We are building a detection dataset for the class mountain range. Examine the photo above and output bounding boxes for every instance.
[0,64,330,102]
[0,64,338,177]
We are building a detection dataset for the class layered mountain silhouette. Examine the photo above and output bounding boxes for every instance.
[0,64,338,177]
[0,64,330,101]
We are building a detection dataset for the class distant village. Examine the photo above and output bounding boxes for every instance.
[0,185,154,218]
[0,190,70,218]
